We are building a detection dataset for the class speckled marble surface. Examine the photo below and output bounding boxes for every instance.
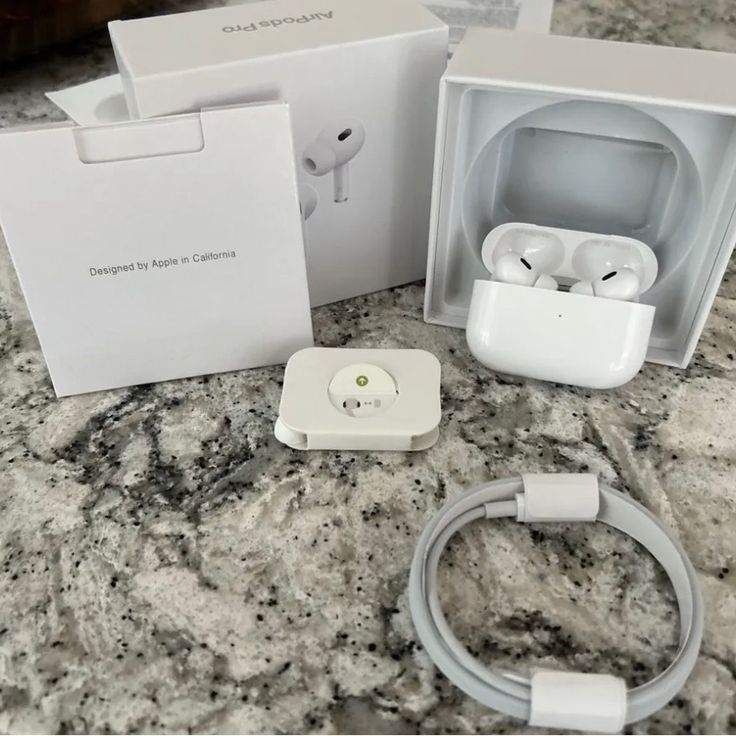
[1,1,736,734]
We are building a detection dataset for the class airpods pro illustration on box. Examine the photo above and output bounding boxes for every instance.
[302,120,365,203]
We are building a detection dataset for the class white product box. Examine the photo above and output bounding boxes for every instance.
[105,0,448,307]
[425,27,736,369]
[0,102,314,396]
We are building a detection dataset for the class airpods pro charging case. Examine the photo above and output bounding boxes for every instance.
[466,224,657,389]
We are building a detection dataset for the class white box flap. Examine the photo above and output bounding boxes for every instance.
[0,102,313,396]
[46,75,129,126]
[448,27,736,113]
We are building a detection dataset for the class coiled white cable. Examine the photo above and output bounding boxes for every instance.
[408,474,704,733]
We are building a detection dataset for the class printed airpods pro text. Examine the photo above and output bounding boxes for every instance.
[222,12,334,33]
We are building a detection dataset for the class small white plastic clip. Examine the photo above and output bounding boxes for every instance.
[516,473,599,522]
[529,670,627,733]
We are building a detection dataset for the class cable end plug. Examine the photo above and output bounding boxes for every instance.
[529,670,627,733]
[515,473,600,523]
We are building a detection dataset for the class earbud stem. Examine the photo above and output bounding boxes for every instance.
[333,164,349,203]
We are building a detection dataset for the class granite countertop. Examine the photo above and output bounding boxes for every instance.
[1,1,735,733]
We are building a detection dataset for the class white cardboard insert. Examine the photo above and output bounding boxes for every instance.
[0,102,313,396]
[425,28,736,369]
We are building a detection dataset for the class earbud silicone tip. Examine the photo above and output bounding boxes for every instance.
[534,274,559,291]
[302,139,336,176]
[570,280,595,296]
[298,183,318,221]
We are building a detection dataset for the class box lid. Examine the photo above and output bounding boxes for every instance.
[0,102,313,395]
[109,0,446,79]
[447,27,736,114]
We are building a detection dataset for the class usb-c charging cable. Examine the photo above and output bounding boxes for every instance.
[408,474,704,734]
